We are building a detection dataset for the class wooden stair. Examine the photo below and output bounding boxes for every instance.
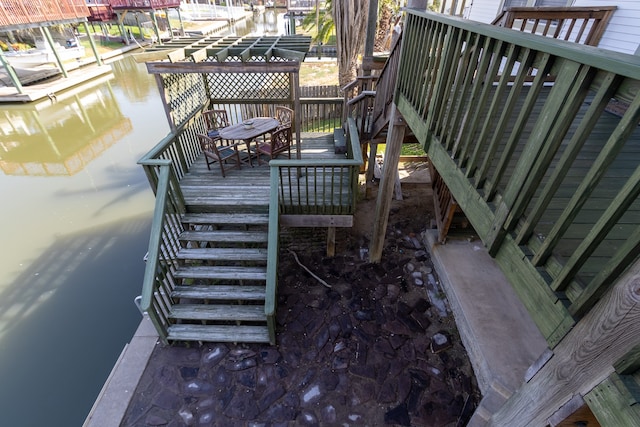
[166,211,271,343]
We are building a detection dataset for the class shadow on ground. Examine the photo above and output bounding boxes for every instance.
[122,180,481,427]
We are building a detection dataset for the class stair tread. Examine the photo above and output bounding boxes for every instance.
[172,285,266,300]
[171,304,267,321]
[178,248,268,261]
[167,324,271,343]
[175,265,267,280]
[182,213,269,225]
[180,230,268,243]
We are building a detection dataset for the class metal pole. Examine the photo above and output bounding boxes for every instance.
[82,21,103,66]
[42,27,68,78]
[0,51,24,93]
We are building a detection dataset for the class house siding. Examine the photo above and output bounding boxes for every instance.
[466,0,639,54]
[571,0,640,54]
[467,0,504,23]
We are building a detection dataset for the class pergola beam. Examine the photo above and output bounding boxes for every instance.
[146,61,302,74]
[138,34,311,65]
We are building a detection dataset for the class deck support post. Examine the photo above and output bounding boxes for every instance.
[0,51,24,93]
[42,27,68,78]
[150,11,161,44]
[369,104,406,263]
[82,21,103,67]
[326,227,336,257]
[488,259,640,426]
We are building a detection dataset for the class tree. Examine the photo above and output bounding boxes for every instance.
[375,0,403,52]
[301,0,334,45]
[332,0,370,86]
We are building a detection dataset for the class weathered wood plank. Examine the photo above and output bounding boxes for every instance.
[584,375,640,426]
[170,304,266,321]
[178,248,268,261]
[489,260,640,426]
[180,230,268,243]
[279,214,353,227]
[172,285,266,300]
[182,213,269,225]
[167,324,270,343]
[174,266,267,281]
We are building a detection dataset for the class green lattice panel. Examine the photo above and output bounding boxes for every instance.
[205,72,290,101]
[162,72,207,127]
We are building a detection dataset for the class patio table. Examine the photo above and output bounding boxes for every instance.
[218,117,279,167]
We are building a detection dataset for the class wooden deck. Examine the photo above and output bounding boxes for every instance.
[179,132,346,212]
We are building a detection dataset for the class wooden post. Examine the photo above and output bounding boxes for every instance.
[488,260,640,426]
[369,105,406,263]
[363,0,378,70]
[292,69,302,159]
[82,21,103,67]
[176,7,185,36]
[326,227,336,257]
[0,51,24,93]
[150,11,161,44]
[42,27,68,78]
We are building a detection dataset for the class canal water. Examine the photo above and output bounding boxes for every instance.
[0,11,285,427]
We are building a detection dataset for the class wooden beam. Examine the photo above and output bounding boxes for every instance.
[146,61,301,74]
[279,215,353,227]
[488,258,640,426]
[369,105,406,263]
[584,374,640,426]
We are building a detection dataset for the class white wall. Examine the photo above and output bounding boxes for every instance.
[467,0,504,23]
[573,0,640,54]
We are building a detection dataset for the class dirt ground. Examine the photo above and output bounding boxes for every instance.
[123,161,481,426]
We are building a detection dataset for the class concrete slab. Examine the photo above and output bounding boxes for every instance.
[423,230,548,425]
[83,316,158,427]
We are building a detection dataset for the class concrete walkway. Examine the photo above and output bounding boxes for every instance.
[423,231,548,425]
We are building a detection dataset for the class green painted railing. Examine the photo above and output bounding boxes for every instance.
[138,161,186,344]
[264,117,363,343]
[138,109,207,193]
[397,9,640,346]
[137,110,204,344]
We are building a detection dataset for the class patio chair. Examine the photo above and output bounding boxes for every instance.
[274,106,293,130]
[198,133,241,177]
[203,109,231,144]
[256,126,292,165]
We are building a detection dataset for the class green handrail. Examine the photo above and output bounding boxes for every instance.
[264,117,363,344]
[398,9,640,346]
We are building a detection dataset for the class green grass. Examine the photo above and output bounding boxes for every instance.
[377,143,427,156]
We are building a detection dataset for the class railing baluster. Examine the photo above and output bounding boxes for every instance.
[503,63,597,231]
[552,163,640,292]
[569,225,640,317]
[486,52,554,199]
[447,32,483,154]
[532,92,640,266]
[468,43,520,180]
[459,39,505,167]
[515,72,623,245]
[432,26,465,137]
[477,48,536,190]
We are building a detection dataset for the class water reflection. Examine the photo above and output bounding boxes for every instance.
[0,76,132,176]
[0,55,168,427]
[233,10,285,36]
[0,12,287,425]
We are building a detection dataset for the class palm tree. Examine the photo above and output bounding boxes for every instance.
[332,0,369,86]
[302,0,334,45]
